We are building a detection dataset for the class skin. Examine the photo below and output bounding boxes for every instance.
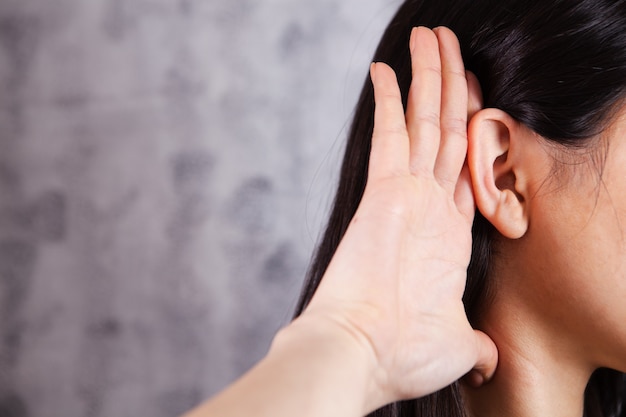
[464,102,626,417]
[183,27,497,417]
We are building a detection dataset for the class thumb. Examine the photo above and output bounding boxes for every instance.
[465,330,498,387]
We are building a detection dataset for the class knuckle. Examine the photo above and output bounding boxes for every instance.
[374,124,407,138]
[436,175,457,189]
[444,68,467,79]
[409,163,433,178]
[419,65,442,77]
[414,111,441,129]
[377,91,402,103]
[443,116,468,137]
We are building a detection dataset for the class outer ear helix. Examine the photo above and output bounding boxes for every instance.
[468,109,529,239]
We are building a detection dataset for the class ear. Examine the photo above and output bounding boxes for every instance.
[468,109,531,239]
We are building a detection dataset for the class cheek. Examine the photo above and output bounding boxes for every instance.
[520,184,626,367]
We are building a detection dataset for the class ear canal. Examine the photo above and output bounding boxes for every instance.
[493,152,524,203]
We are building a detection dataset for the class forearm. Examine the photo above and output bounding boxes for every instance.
[183,316,381,417]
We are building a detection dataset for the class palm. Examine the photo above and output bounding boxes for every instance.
[338,170,475,398]
[304,27,497,408]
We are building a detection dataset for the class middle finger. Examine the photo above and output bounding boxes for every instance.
[406,27,442,177]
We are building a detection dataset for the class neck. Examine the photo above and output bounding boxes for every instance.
[462,295,594,417]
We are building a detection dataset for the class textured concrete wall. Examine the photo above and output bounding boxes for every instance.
[0,1,399,416]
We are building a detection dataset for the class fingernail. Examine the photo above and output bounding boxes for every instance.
[409,27,417,52]
[370,62,377,83]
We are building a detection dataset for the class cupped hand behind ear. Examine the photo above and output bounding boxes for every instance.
[300,26,498,411]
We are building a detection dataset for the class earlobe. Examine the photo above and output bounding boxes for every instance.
[468,109,529,239]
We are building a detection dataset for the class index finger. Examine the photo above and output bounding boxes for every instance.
[368,62,411,182]
[406,27,442,177]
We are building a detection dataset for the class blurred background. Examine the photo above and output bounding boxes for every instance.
[0,0,400,416]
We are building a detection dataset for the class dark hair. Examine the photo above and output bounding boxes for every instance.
[294,1,626,416]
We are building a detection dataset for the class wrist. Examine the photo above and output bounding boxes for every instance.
[270,314,387,415]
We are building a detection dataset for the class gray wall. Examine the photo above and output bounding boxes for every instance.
[0,1,400,416]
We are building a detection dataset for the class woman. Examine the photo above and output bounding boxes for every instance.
[187,0,626,416]
[294,0,626,416]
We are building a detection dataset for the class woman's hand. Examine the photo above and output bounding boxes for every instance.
[300,26,498,411]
